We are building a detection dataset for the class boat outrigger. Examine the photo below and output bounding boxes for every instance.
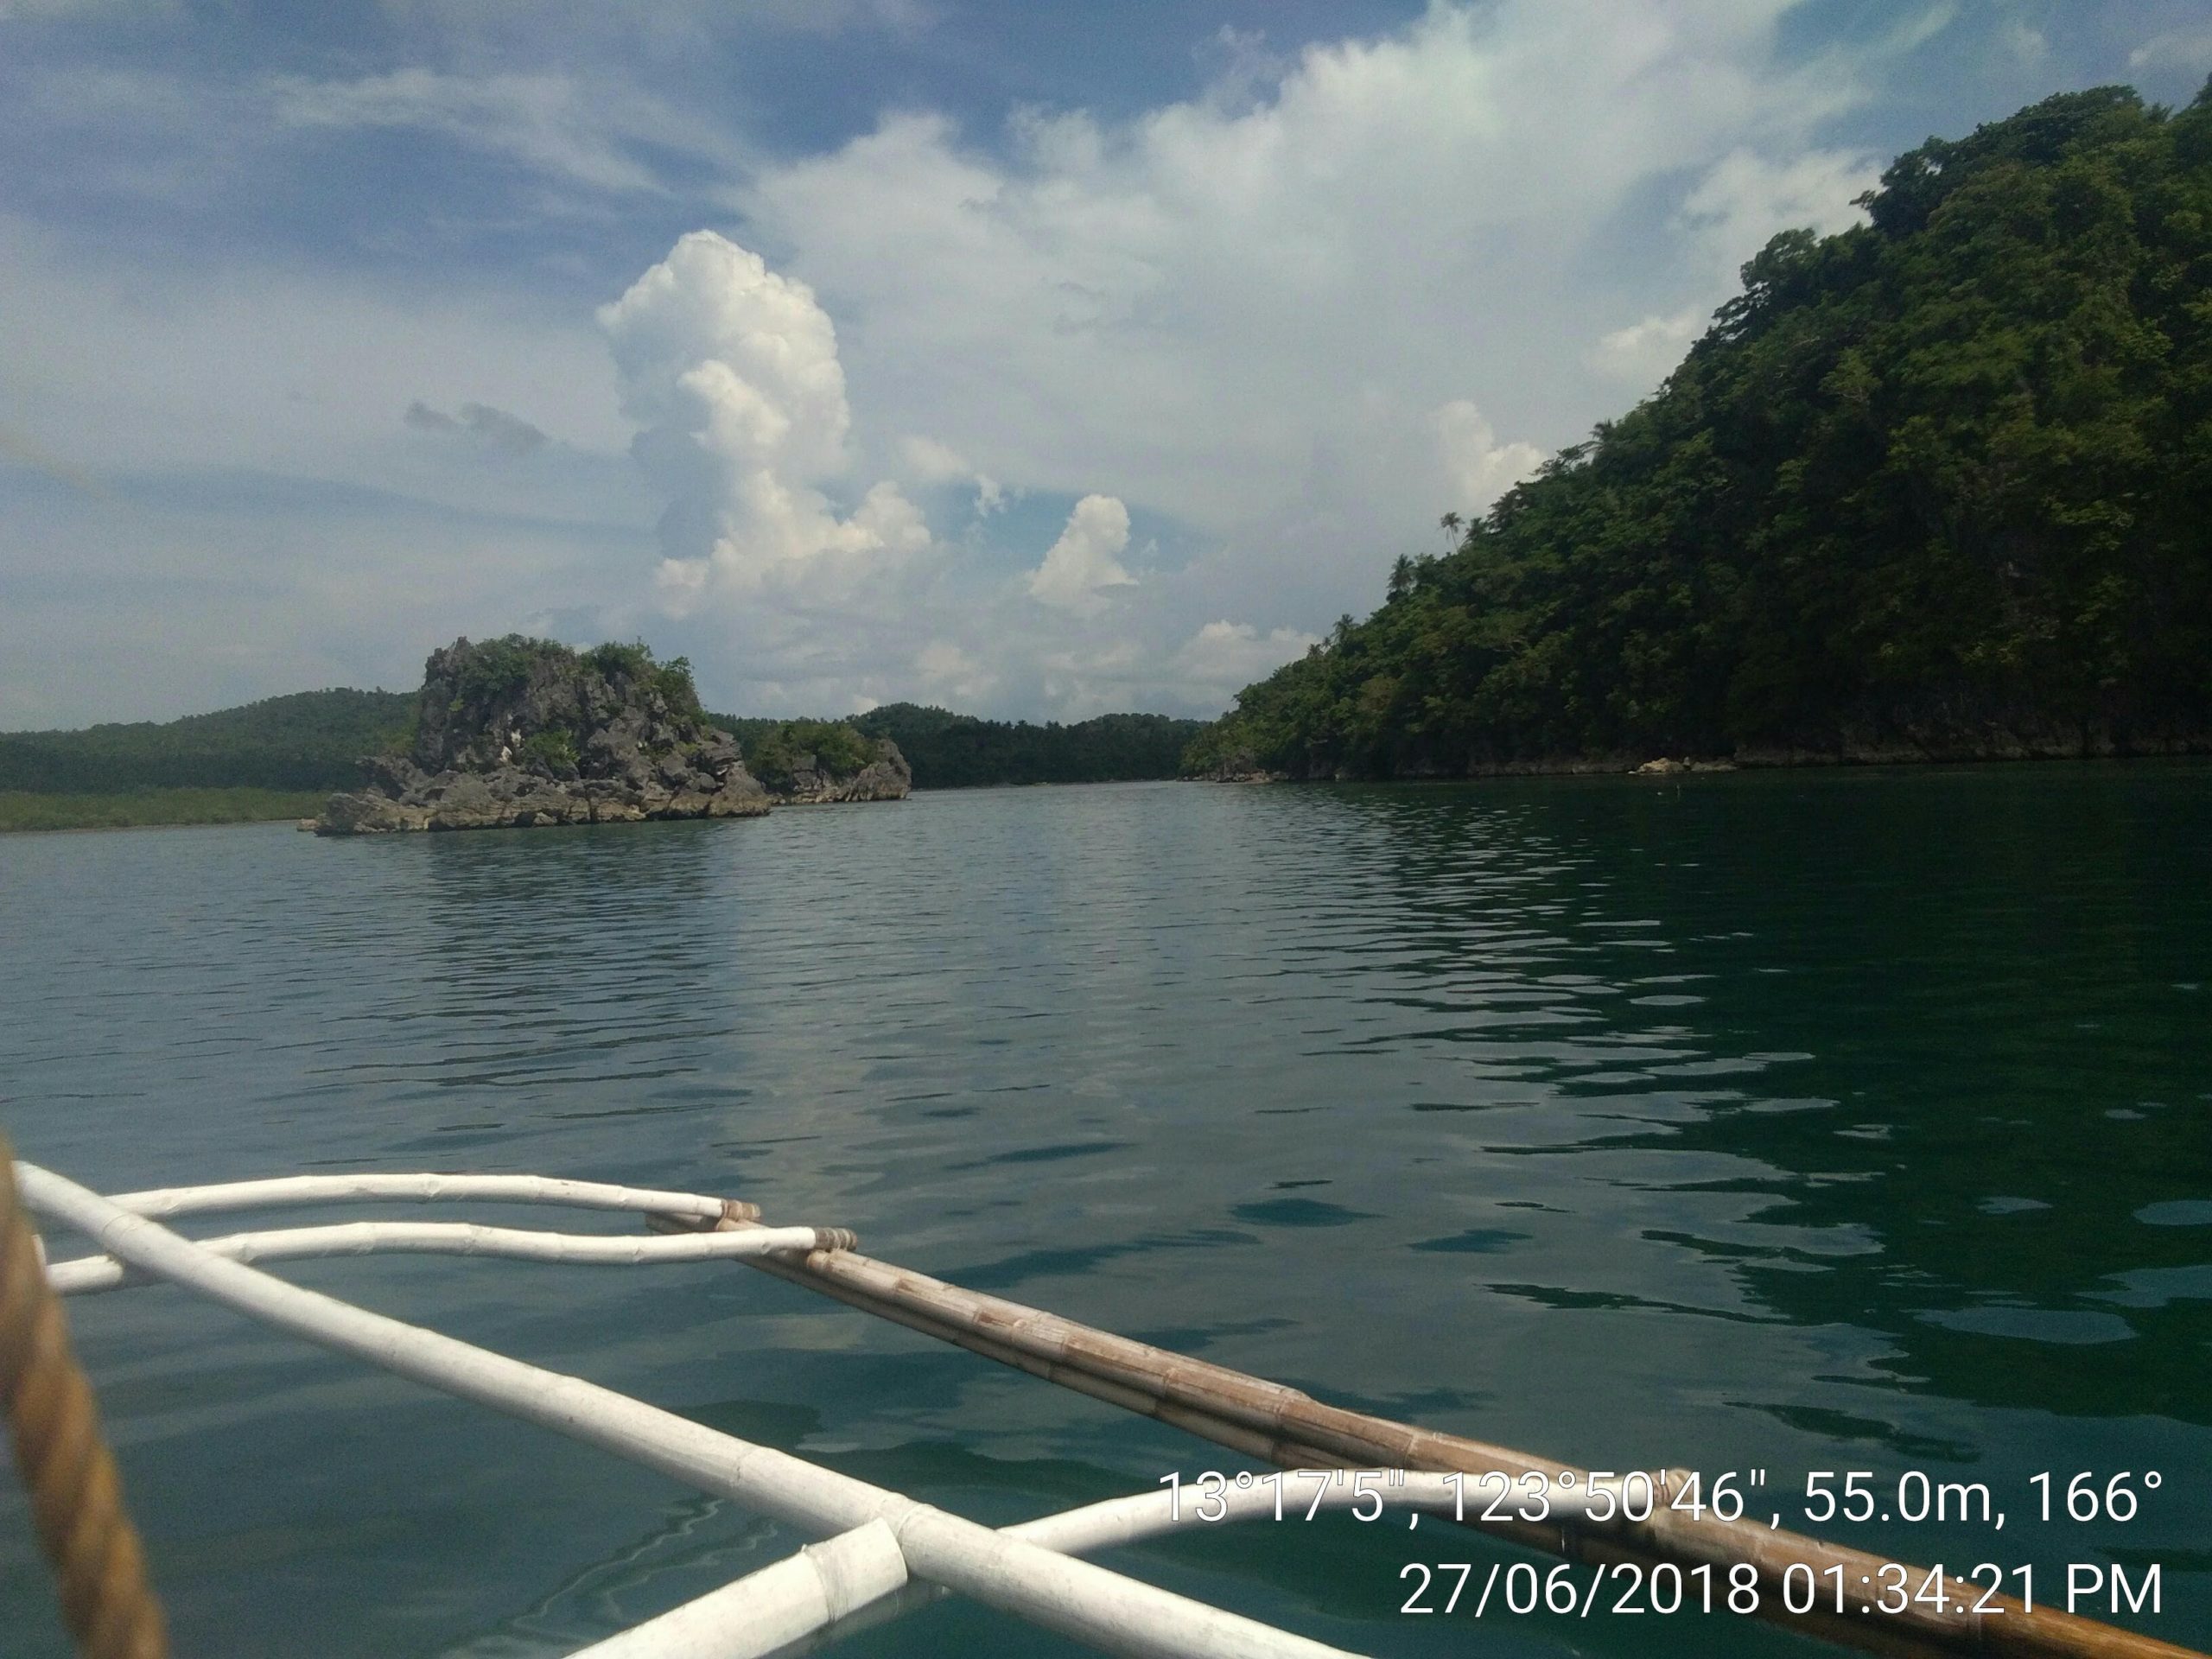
[3,1143,2200,1659]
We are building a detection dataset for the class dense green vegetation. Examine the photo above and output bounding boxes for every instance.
[422,635,709,773]
[0,788,325,833]
[0,639,718,826]
[1186,85,2212,779]
[711,704,1203,789]
[727,717,882,793]
[434,635,702,728]
[0,690,412,794]
[3,677,1196,825]
[854,704,1205,788]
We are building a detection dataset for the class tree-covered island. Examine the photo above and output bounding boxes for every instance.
[1185,85,2212,780]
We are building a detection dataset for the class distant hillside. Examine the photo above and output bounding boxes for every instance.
[1187,85,2212,779]
[3,685,1199,803]
[0,690,413,793]
[716,703,1207,790]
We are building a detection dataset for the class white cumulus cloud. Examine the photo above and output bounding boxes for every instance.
[594,236,1186,718]
[898,433,1004,516]
[1587,308,1706,385]
[915,639,997,703]
[1433,402,1545,518]
[1678,147,1878,283]
[1174,620,1322,696]
[735,0,1884,644]
[598,230,931,613]
[899,434,972,482]
[2130,25,2212,74]
[1027,493,1136,615]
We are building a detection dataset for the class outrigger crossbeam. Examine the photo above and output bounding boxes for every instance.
[9,1160,2202,1659]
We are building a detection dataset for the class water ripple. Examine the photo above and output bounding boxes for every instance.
[3,767,2209,1656]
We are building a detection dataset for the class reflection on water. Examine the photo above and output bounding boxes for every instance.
[1,765,2208,1656]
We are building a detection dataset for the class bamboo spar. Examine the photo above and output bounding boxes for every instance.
[103,1173,747,1224]
[577,1475,1520,1659]
[16,1160,1361,1659]
[43,1220,845,1296]
[664,1208,2203,1659]
[16,1161,2201,1659]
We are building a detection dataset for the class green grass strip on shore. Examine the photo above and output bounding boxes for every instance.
[0,788,326,833]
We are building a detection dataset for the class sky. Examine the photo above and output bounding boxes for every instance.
[3,1,2209,728]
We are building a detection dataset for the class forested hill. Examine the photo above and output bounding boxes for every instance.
[1185,84,2212,781]
[0,690,412,793]
[719,704,1205,790]
[4,685,1211,800]
[6,690,1203,798]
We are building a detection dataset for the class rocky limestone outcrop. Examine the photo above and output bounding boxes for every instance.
[1185,746,1288,784]
[768,739,912,804]
[315,638,771,834]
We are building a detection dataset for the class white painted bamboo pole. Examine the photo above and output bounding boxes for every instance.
[104,1173,739,1224]
[45,1222,842,1297]
[694,1214,2212,1659]
[572,1521,911,1659]
[836,1475,1610,1654]
[1019,1469,1603,1551]
[576,1471,1605,1659]
[17,1162,1363,1659]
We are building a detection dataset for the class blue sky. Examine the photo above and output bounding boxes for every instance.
[3,0,2209,727]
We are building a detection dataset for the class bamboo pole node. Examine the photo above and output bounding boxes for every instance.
[0,1139,168,1659]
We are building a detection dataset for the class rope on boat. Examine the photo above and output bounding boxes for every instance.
[0,1138,168,1659]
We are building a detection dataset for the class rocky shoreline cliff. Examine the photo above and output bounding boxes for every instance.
[315,638,906,834]
[766,745,912,804]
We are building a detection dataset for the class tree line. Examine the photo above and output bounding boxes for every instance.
[0,690,414,794]
[2,687,1203,798]
[718,703,1206,790]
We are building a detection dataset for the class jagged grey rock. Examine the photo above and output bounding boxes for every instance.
[315,638,774,835]
[768,740,912,804]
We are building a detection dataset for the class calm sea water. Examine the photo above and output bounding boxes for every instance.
[3,767,2208,1657]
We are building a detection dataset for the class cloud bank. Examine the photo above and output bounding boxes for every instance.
[645,0,1886,714]
[576,0,1892,716]
[18,0,2033,726]
[591,226,1317,717]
